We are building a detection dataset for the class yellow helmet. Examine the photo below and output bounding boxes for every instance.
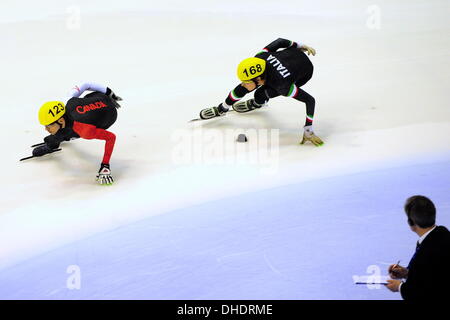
[237,57,266,82]
[38,101,66,126]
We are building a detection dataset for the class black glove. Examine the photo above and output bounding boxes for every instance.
[32,145,53,157]
[106,87,122,101]
[43,135,61,149]
[44,128,78,148]
[111,92,122,101]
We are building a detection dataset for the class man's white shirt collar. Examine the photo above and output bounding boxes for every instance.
[418,225,437,244]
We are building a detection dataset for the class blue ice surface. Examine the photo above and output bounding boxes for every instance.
[0,160,449,300]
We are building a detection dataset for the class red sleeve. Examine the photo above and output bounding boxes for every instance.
[73,121,116,164]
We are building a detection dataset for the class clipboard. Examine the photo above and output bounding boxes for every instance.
[353,275,389,285]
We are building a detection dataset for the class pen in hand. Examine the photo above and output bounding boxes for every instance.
[393,260,401,269]
[390,260,401,275]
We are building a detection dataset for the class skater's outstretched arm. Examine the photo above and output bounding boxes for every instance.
[219,84,253,110]
[69,82,108,98]
[70,121,116,185]
[68,82,122,101]
[287,85,323,146]
[260,38,300,53]
[198,84,254,119]
[286,84,315,127]
[32,128,78,157]
[259,38,316,56]
[72,122,116,164]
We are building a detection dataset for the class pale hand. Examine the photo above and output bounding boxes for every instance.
[388,264,408,279]
[386,279,402,292]
[300,126,324,146]
[300,44,316,56]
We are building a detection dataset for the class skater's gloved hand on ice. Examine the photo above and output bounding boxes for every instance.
[388,264,408,279]
[300,125,324,146]
[300,44,316,56]
[32,144,54,157]
[96,163,114,185]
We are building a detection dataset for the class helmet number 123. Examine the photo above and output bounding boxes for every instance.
[48,103,65,117]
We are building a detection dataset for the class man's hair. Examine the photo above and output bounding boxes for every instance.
[404,195,436,228]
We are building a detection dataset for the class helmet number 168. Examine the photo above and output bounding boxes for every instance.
[243,64,263,77]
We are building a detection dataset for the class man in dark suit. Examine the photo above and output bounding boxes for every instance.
[386,195,450,300]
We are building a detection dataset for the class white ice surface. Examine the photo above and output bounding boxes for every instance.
[0,161,449,299]
[0,0,449,299]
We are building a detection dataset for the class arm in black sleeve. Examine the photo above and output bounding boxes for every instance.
[400,279,413,300]
[44,134,63,149]
[400,270,426,300]
[284,84,316,126]
[400,254,436,301]
[43,128,78,149]
[263,38,298,52]
[32,134,63,157]
[32,128,77,157]
[221,84,252,108]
